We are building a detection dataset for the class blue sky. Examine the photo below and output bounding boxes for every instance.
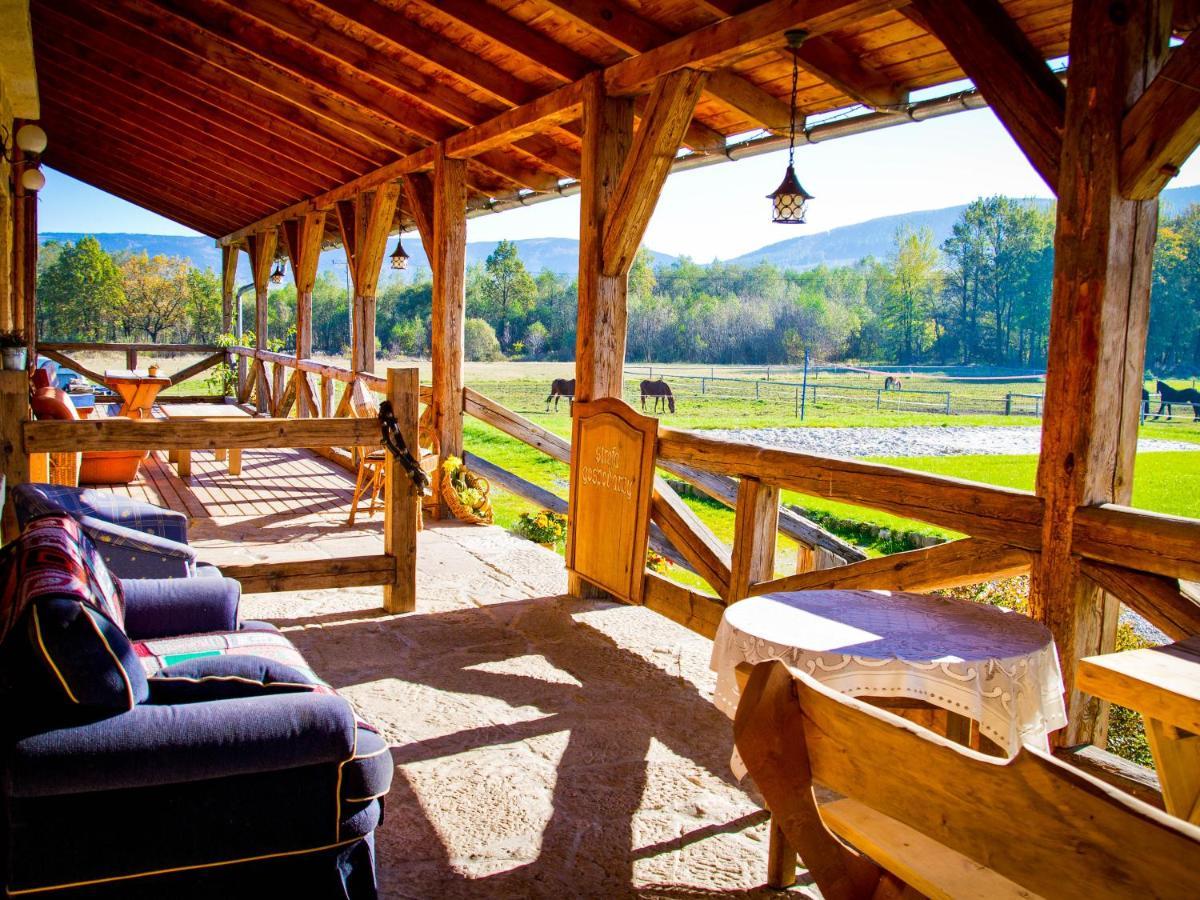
[38,105,1200,262]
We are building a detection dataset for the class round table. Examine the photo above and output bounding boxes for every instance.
[711,589,1067,757]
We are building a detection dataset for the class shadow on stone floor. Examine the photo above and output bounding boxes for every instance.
[278,594,790,898]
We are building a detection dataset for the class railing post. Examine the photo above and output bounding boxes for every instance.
[383,366,420,614]
[125,348,138,370]
[729,476,780,602]
[1006,393,1012,416]
[0,370,31,542]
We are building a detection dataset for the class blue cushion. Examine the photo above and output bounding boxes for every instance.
[148,656,318,704]
[12,483,189,544]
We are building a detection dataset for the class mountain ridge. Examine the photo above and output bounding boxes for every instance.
[41,183,1200,278]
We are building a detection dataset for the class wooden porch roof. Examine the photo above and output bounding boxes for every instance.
[31,0,1075,242]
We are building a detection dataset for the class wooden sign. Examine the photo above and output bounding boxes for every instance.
[567,397,657,604]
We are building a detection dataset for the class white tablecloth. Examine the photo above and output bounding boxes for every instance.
[712,590,1067,757]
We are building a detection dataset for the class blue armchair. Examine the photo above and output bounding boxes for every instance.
[0,515,390,898]
[10,483,216,579]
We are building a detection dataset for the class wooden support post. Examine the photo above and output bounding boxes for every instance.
[1031,0,1171,747]
[21,185,36,372]
[431,152,467,518]
[220,244,239,335]
[10,157,25,339]
[0,370,31,542]
[574,73,634,405]
[383,366,420,614]
[336,186,400,375]
[730,477,780,602]
[247,229,278,415]
[281,210,328,391]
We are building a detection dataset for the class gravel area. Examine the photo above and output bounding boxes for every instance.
[704,425,1199,457]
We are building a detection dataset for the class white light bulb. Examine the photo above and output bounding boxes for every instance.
[15,124,47,154]
[21,167,45,191]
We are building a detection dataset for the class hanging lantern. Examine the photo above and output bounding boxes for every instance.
[270,261,285,284]
[390,236,409,270]
[767,30,814,224]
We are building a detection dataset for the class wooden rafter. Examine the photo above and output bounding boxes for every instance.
[1121,31,1200,199]
[911,0,1065,191]
[34,36,350,189]
[42,149,235,236]
[542,0,794,131]
[789,34,907,111]
[36,59,332,201]
[39,105,276,220]
[36,0,388,168]
[603,0,907,95]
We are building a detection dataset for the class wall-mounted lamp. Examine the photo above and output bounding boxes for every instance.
[15,124,48,154]
[3,122,49,192]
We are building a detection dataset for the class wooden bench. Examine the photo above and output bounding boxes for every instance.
[734,660,1200,899]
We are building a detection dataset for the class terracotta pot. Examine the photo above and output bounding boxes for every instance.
[147,365,160,376]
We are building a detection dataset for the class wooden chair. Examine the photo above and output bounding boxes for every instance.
[345,405,440,526]
[734,660,1200,900]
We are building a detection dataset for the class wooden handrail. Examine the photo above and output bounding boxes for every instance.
[229,346,432,404]
[23,416,380,453]
[657,426,1044,550]
[39,341,222,352]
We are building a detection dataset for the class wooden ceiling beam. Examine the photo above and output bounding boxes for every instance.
[542,0,798,132]
[219,0,907,246]
[42,150,241,237]
[790,34,908,111]
[36,50,337,198]
[300,0,584,177]
[1121,31,1200,199]
[36,0,387,169]
[38,91,302,211]
[222,0,577,183]
[409,0,721,154]
[41,103,281,218]
[412,0,591,81]
[911,0,1065,191]
[92,0,416,152]
[32,13,359,184]
[604,0,907,95]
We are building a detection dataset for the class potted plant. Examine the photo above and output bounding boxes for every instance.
[0,332,27,371]
[147,362,161,377]
[515,510,567,549]
[440,456,494,524]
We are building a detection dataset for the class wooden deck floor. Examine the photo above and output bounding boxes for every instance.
[108,447,358,522]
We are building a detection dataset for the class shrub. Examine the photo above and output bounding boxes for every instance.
[464,318,503,361]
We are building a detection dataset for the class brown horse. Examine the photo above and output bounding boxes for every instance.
[884,375,903,391]
[545,378,575,412]
[640,378,676,414]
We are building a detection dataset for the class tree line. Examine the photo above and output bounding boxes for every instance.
[33,197,1200,372]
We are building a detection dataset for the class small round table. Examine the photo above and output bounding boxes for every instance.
[712,589,1068,759]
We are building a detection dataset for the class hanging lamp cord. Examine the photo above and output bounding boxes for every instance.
[379,400,430,492]
[788,40,800,167]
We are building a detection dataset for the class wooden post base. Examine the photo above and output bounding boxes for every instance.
[567,569,618,602]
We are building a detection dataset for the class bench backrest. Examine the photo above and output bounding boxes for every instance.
[735,661,1200,900]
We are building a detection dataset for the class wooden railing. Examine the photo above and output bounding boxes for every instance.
[38,341,227,402]
[11,366,422,612]
[460,387,1200,648]
[226,346,432,470]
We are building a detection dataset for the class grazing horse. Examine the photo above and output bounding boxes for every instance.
[884,375,903,391]
[1152,380,1200,421]
[640,378,676,414]
[545,378,575,412]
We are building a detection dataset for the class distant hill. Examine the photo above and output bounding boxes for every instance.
[729,183,1200,269]
[40,183,1200,279]
[37,233,676,282]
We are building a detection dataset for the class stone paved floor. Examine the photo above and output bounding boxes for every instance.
[194,519,809,898]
